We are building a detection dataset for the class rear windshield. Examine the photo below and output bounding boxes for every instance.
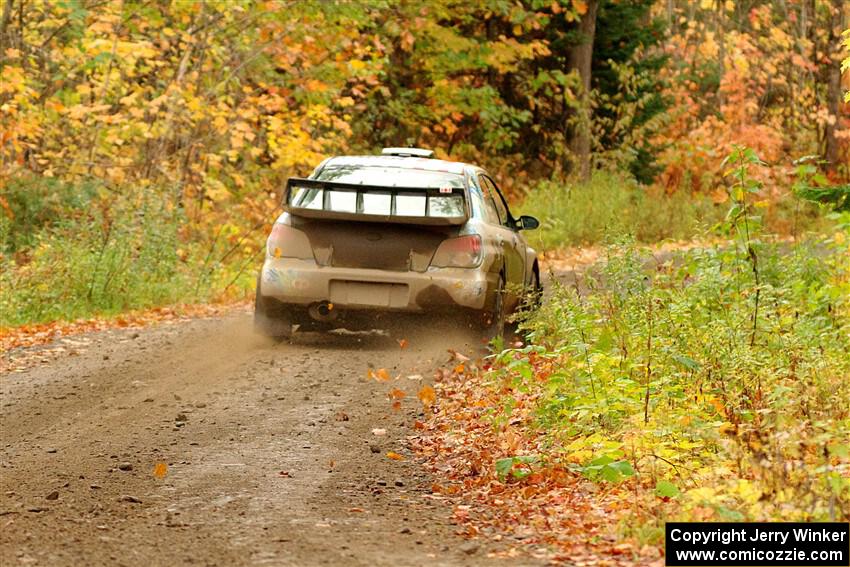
[289,186,466,218]
[290,164,467,219]
[316,165,465,189]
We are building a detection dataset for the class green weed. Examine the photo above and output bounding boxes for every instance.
[518,171,828,250]
[1,178,256,326]
[493,152,850,527]
[512,232,850,524]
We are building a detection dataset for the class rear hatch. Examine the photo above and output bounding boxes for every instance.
[283,167,468,272]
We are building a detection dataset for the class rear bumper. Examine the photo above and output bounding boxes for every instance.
[259,257,494,312]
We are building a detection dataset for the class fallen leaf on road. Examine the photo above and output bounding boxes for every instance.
[368,368,391,381]
[447,349,470,362]
[153,462,168,479]
[386,452,405,461]
[398,338,409,349]
[417,385,436,408]
[391,400,402,412]
[388,387,405,400]
[453,505,471,520]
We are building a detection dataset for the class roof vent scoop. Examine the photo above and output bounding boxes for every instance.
[381,147,434,158]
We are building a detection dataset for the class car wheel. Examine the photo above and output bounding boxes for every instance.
[482,274,507,340]
[524,268,543,311]
[254,275,292,340]
[505,269,542,344]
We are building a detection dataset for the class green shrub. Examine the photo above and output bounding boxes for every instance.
[517,172,723,249]
[494,150,850,524]
[1,169,266,327]
[0,191,202,326]
[493,232,850,525]
[518,172,827,250]
[0,174,99,254]
[495,150,850,523]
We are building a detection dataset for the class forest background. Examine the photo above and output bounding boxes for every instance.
[0,0,848,324]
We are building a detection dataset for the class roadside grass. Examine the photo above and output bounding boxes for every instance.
[523,234,850,520]
[422,153,850,555]
[1,176,258,327]
[420,231,849,557]
[518,172,827,251]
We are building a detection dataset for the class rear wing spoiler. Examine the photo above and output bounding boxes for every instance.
[283,177,469,226]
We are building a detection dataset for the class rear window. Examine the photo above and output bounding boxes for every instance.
[286,164,466,219]
[316,165,465,188]
[428,195,465,217]
[289,186,465,219]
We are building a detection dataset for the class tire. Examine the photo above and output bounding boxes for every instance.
[509,268,542,343]
[524,268,543,312]
[482,274,508,340]
[254,275,292,340]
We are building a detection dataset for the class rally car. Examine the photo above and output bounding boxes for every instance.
[255,148,541,338]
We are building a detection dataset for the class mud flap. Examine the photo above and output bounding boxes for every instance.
[254,276,293,340]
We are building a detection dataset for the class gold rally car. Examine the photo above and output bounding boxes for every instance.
[255,148,541,339]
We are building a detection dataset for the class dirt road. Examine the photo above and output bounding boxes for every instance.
[1,312,538,566]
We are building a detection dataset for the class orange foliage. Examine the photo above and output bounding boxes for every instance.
[653,4,849,193]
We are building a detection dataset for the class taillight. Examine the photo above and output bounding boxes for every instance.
[266,223,313,259]
[431,235,482,268]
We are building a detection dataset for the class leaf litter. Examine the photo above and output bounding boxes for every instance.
[413,353,664,566]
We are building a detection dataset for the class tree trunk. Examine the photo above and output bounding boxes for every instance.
[716,0,726,108]
[822,0,845,175]
[0,0,14,53]
[567,0,599,182]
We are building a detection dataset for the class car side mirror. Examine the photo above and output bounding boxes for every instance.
[517,215,539,230]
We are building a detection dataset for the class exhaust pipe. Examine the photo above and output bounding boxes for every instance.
[308,301,338,322]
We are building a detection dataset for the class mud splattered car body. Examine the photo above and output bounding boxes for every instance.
[255,148,540,337]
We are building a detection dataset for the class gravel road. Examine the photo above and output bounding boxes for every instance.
[1,313,539,567]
